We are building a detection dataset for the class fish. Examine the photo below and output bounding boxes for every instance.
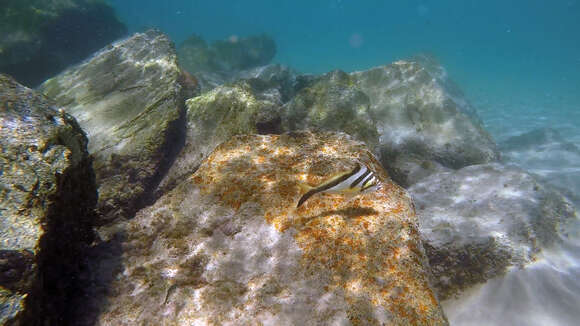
[297,163,380,207]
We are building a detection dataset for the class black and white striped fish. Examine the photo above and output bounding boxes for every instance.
[297,163,380,207]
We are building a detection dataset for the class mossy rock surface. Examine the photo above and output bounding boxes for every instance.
[282,70,379,151]
[0,74,96,325]
[158,81,281,196]
[40,30,186,225]
[94,131,449,325]
[352,60,499,170]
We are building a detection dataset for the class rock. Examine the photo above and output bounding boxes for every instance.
[212,34,276,71]
[40,30,188,226]
[351,60,499,169]
[499,128,580,207]
[0,74,96,325]
[191,63,302,98]
[157,82,281,196]
[236,64,301,103]
[408,163,577,299]
[408,54,483,124]
[178,33,276,74]
[93,131,448,325]
[387,154,452,188]
[282,70,379,151]
[177,34,293,96]
[0,0,126,87]
[499,127,578,152]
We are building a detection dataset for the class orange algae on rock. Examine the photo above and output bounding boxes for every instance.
[192,131,448,325]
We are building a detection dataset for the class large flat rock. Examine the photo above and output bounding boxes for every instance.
[93,132,448,325]
[409,163,577,299]
[40,30,186,225]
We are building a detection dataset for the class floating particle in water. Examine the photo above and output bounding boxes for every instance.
[228,35,239,43]
[349,33,364,48]
[417,5,429,17]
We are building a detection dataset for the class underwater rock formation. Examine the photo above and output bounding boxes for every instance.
[0,0,126,87]
[178,33,276,72]
[282,70,379,151]
[409,163,577,299]
[93,131,448,325]
[352,60,499,171]
[157,81,282,196]
[387,154,452,188]
[177,33,279,93]
[40,30,188,226]
[499,128,580,206]
[0,74,96,325]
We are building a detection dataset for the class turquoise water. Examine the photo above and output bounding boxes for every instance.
[110,0,580,128]
[108,1,580,324]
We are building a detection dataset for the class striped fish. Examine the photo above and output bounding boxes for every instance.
[297,163,379,207]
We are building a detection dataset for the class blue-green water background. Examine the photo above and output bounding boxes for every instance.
[109,0,580,141]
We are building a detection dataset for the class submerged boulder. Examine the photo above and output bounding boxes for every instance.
[178,33,276,73]
[93,132,448,325]
[178,33,279,93]
[352,60,499,170]
[40,30,188,226]
[0,74,96,325]
[499,128,580,206]
[158,81,282,196]
[0,0,126,87]
[409,163,577,299]
[282,70,379,151]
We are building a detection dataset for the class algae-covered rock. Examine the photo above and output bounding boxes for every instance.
[352,60,499,169]
[409,163,577,299]
[0,74,96,325]
[40,30,186,225]
[158,82,281,195]
[178,33,276,74]
[0,0,126,87]
[94,131,448,325]
[282,70,379,150]
[178,33,280,93]
[387,154,452,188]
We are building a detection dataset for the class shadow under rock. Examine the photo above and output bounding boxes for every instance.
[71,232,126,326]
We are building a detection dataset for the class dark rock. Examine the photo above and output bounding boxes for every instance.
[387,154,451,188]
[0,74,97,325]
[39,30,187,227]
[0,0,126,87]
